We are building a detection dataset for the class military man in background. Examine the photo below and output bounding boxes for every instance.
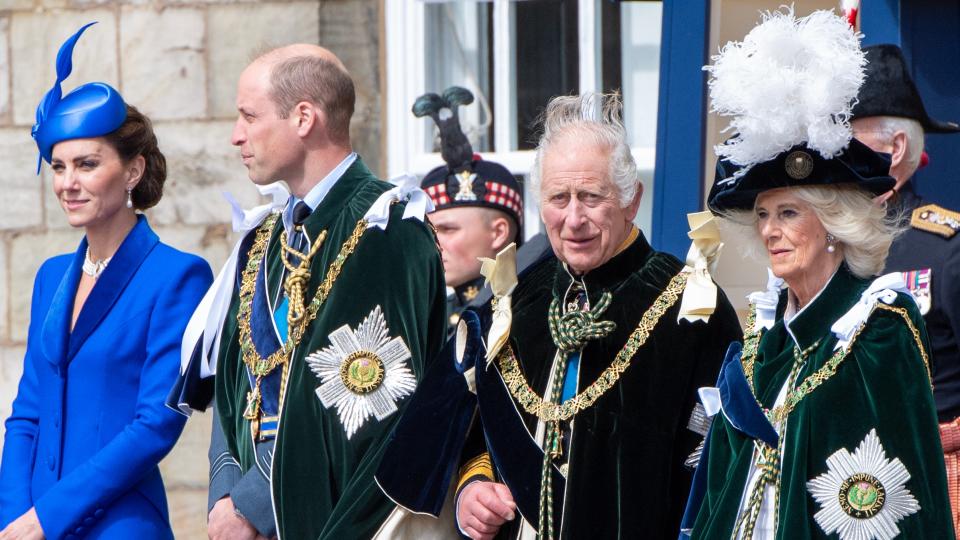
[851,43,960,531]
[415,87,524,333]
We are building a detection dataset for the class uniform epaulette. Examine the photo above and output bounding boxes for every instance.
[911,204,960,238]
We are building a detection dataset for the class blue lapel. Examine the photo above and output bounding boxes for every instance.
[40,244,84,370]
[67,215,159,361]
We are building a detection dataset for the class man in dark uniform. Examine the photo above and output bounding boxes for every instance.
[415,87,524,333]
[852,43,960,530]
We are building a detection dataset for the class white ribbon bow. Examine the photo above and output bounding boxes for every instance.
[479,243,518,367]
[746,268,785,333]
[363,174,434,230]
[180,182,292,381]
[679,211,723,323]
[830,272,912,351]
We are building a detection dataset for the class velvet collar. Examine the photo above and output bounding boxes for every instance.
[781,264,867,351]
[552,230,653,301]
[299,157,376,239]
[40,215,159,369]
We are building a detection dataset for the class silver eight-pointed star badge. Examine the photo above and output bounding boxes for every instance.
[807,428,920,540]
[306,306,417,439]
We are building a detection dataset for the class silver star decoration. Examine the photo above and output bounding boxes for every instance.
[807,428,920,540]
[306,306,417,439]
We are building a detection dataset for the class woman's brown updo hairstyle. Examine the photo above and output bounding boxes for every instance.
[103,105,166,210]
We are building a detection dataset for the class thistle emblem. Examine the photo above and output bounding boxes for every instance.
[306,306,417,439]
[807,429,920,540]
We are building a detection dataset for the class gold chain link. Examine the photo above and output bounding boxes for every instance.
[498,271,688,423]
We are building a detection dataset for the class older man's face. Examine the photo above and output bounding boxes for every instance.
[540,135,641,274]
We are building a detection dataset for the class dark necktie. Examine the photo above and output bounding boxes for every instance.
[289,201,312,256]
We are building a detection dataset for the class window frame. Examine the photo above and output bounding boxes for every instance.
[385,0,658,239]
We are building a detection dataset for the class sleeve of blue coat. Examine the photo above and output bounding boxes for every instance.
[0,268,47,527]
[32,258,212,539]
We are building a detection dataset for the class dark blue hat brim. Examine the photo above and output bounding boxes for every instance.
[708,138,896,212]
[34,82,127,163]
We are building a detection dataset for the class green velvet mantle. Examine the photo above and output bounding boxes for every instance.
[214,160,446,539]
[494,233,743,538]
[692,266,955,538]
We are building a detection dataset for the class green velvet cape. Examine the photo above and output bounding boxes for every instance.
[692,266,955,538]
[214,160,446,539]
[489,233,742,538]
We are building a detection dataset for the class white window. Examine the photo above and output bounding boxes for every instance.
[385,0,663,240]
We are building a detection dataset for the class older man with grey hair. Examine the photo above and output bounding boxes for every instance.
[376,92,742,540]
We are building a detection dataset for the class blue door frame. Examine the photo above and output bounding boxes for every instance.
[650,0,710,258]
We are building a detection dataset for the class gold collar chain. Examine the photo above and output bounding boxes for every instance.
[236,213,369,427]
[739,303,907,426]
[497,271,688,423]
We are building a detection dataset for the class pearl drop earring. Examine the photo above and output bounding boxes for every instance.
[826,233,836,253]
[126,187,133,209]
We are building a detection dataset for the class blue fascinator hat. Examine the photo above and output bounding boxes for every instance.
[31,22,127,174]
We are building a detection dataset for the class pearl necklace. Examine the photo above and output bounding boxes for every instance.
[82,248,111,280]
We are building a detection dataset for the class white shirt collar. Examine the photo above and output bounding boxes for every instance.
[282,152,357,232]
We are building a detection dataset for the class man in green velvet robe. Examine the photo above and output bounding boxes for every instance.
[184,45,446,540]
[375,92,742,540]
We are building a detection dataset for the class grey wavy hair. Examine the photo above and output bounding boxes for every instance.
[872,116,925,176]
[529,92,640,208]
[721,184,905,279]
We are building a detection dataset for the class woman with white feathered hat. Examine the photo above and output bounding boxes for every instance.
[680,7,954,539]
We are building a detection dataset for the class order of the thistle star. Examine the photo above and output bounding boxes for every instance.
[339,350,385,394]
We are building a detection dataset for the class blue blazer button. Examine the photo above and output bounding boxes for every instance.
[93,509,104,518]
[83,517,95,526]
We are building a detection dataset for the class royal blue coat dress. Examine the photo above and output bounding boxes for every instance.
[0,216,212,539]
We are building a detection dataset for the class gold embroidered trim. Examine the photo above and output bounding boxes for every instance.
[739,300,933,427]
[911,203,960,238]
[497,271,688,423]
[236,213,369,435]
[875,303,932,386]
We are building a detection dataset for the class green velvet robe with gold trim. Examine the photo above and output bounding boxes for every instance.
[484,233,742,538]
[692,265,955,538]
[213,160,447,539]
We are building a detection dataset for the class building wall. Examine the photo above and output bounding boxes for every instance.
[0,1,382,537]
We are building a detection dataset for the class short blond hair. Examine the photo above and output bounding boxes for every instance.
[721,185,905,279]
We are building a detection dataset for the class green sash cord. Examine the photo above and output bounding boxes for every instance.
[537,291,616,539]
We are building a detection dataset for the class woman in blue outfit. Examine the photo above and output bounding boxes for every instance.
[0,24,212,540]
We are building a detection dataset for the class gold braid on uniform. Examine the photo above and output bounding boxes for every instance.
[237,213,369,438]
[456,453,495,493]
[496,271,688,539]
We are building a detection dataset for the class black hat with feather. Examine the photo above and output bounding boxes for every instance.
[416,86,523,230]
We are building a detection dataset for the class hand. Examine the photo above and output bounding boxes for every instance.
[208,497,258,540]
[0,508,44,540]
[457,481,516,540]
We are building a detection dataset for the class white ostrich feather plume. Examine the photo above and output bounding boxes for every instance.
[705,7,866,170]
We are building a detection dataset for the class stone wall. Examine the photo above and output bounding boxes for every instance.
[0,1,382,537]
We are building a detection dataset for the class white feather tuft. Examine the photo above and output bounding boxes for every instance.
[705,7,866,170]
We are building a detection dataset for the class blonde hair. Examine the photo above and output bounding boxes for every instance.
[721,185,905,279]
